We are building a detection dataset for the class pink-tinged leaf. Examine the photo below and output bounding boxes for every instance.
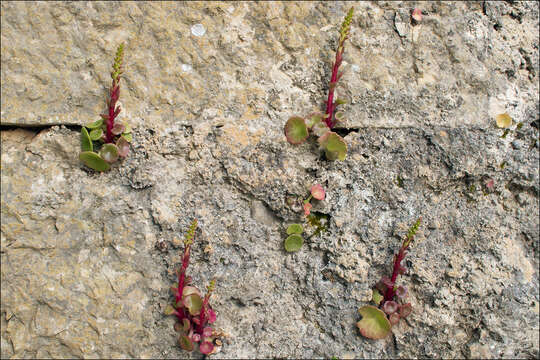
[192,333,201,343]
[183,294,203,316]
[398,265,407,275]
[284,116,309,144]
[383,301,399,315]
[412,8,422,22]
[310,184,326,201]
[389,313,400,325]
[179,334,194,351]
[318,131,347,161]
[381,276,394,289]
[357,305,392,339]
[303,202,312,216]
[192,317,201,325]
[182,318,191,332]
[395,286,408,299]
[99,143,119,163]
[203,327,213,337]
[199,341,214,355]
[182,286,202,299]
[207,308,217,323]
[116,137,130,158]
[112,122,125,135]
[399,303,412,318]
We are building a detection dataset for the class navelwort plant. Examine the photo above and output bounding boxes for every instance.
[284,7,354,161]
[284,184,326,252]
[79,43,132,172]
[357,218,421,339]
[164,220,221,355]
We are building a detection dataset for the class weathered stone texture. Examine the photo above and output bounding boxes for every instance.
[1,1,539,359]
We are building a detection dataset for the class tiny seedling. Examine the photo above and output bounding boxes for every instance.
[284,184,327,252]
[284,7,354,161]
[165,220,221,355]
[357,218,421,339]
[80,43,132,171]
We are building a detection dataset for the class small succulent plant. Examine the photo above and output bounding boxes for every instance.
[284,7,354,161]
[357,218,421,339]
[80,43,132,172]
[284,184,327,252]
[165,220,221,355]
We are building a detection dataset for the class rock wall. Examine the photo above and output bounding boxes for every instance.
[1,1,538,358]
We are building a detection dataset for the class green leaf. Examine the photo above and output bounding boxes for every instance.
[287,224,303,235]
[334,111,345,122]
[178,334,194,351]
[122,133,132,143]
[99,143,119,163]
[356,305,392,339]
[123,122,131,134]
[372,289,384,306]
[86,119,103,129]
[318,132,347,161]
[81,127,93,152]
[312,122,330,137]
[182,286,201,299]
[89,128,103,141]
[334,98,348,106]
[284,116,308,144]
[284,234,304,252]
[183,294,203,316]
[79,151,111,172]
[164,304,176,315]
[306,112,325,129]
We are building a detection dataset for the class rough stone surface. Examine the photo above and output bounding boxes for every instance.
[1,1,539,359]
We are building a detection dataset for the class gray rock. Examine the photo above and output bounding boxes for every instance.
[1,1,539,359]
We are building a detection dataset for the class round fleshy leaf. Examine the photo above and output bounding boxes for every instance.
[112,122,125,135]
[312,122,329,137]
[183,294,203,316]
[174,322,183,333]
[357,305,392,340]
[207,308,217,323]
[79,151,111,172]
[372,289,384,306]
[334,97,348,106]
[318,132,347,161]
[310,184,325,200]
[116,136,130,157]
[284,116,308,144]
[303,202,312,217]
[192,333,201,343]
[334,111,345,122]
[99,143,119,163]
[123,122,131,134]
[496,113,512,128]
[284,234,303,252]
[412,8,423,22]
[182,318,191,332]
[383,301,399,315]
[164,304,176,315]
[182,286,202,299]
[395,285,408,299]
[399,303,412,318]
[89,128,103,141]
[86,119,104,129]
[287,224,303,235]
[389,313,400,325]
[202,327,213,338]
[306,112,325,129]
[81,127,93,152]
[179,334,194,351]
[199,341,214,355]
[122,133,133,143]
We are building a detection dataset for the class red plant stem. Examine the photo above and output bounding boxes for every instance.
[176,243,191,310]
[383,244,409,302]
[197,293,211,334]
[324,50,342,128]
[105,81,119,143]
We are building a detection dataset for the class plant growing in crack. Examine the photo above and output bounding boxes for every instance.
[79,43,132,172]
[357,218,421,339]
[284,7,354,161]
[164,219,222,355]
[284,184,327,252]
